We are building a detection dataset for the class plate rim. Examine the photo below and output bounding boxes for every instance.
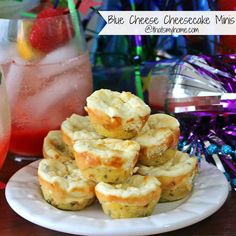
[5,160,229,236]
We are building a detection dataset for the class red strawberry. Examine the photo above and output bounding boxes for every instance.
[29,8,74,53]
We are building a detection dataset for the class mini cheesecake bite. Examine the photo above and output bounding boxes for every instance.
[43,130,74,163]
[85,89,151,139]
[61,114,103,147]
[73,138,140,183]
[38,159,96,210]
[95,175,162,219]
[133,114,180,166]
[138,150,198,202]
[143,114,180,147]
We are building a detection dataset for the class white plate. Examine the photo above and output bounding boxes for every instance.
[6,160,229,236]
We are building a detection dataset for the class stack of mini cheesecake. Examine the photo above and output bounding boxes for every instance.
[38,89,198,219]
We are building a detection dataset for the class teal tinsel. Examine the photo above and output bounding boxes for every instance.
[178,140,186,150]
[221,145,233,155]
[224,172,231,182]
[232,178,236,188]
[206,144,218,155]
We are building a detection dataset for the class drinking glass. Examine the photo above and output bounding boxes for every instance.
[0,11,93,157]
[0,72,11,169]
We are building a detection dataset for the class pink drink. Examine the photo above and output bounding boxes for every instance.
[0,9,93,157]
[0,76,11,166]
[2,52,92,156]
[0,137,10,169]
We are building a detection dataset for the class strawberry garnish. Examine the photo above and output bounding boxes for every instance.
[29,8,74,53]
